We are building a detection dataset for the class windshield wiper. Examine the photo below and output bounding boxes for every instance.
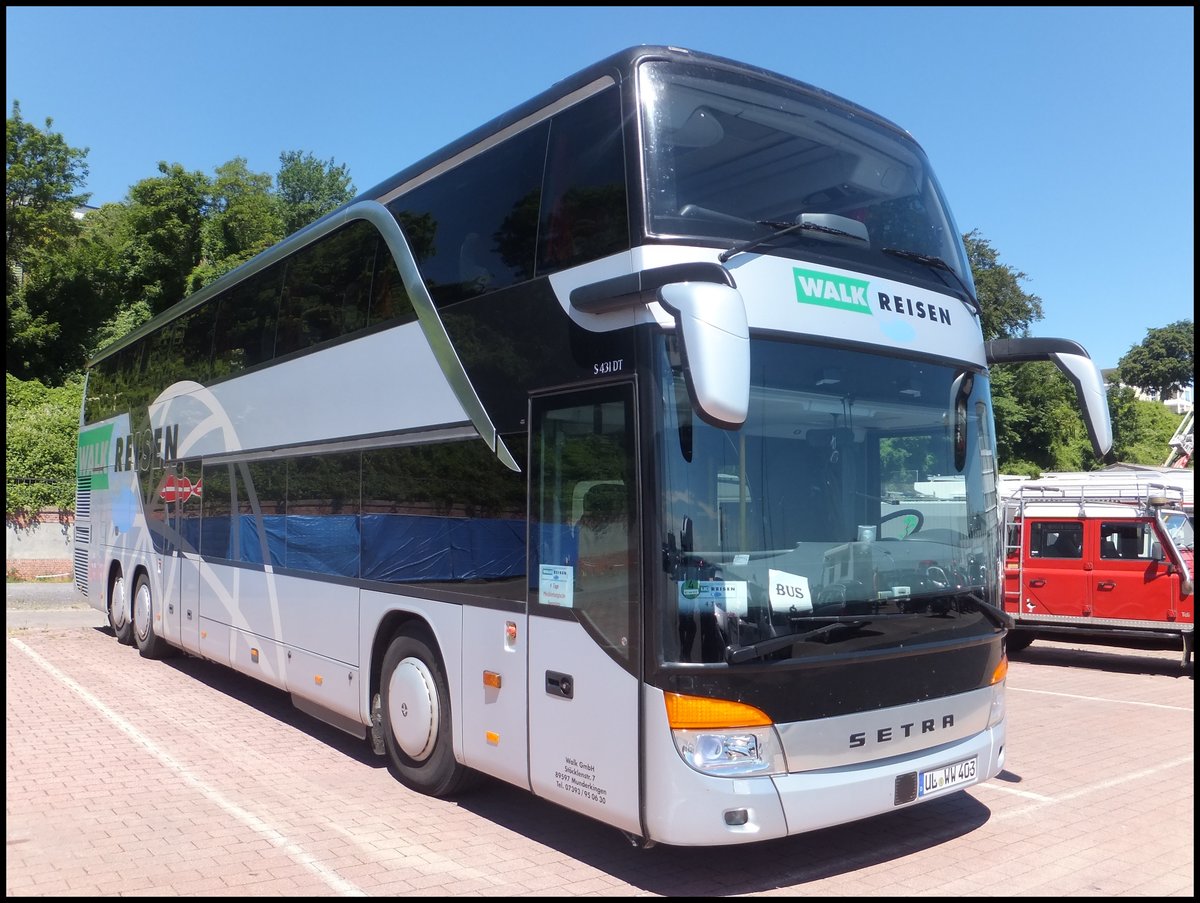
[880,247,981,317]
[719,215,867,263]
[726,618,871,664]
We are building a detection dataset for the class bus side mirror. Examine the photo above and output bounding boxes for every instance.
[657,282,749,429]
[985,337,1113,460]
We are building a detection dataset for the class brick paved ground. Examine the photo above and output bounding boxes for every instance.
[6,618,1193,897]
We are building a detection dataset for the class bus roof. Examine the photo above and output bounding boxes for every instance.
[342,45,912,222]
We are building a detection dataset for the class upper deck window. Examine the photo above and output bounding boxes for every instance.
[639,60,974,292]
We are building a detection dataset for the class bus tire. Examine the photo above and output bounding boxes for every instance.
[1006,629,1034,654]
[133,572,173,660]
[379,628,476,798]
[109,569,135,646]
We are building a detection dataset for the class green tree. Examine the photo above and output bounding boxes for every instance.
[276,150,355,236]
[6,101,92,378]
[10,203,139,382]
[1106,383,1187,465]
[963,229,1043,341]
[1116,320,1194,401]
[188,157,283,290]
[5,101,90,284]
[962,230,1089,472]
[124,162,209,314]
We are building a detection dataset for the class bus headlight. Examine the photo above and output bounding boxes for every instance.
[664,691,787,776]
[987,656,1007,728]
[672,726,786,776]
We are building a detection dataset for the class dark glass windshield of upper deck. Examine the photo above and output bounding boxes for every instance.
[638,59,975,295]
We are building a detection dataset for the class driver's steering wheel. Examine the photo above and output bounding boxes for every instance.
[879,507,925,538]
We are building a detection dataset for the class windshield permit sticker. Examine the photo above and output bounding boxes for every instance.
[769,569,813,614]
[539,564,575,608]
[678,580,748,617]
[793,268,872,315]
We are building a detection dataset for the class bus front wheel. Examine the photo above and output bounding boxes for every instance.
[379,628,476,798]
[109,569,135,646]
[133,572,174,660]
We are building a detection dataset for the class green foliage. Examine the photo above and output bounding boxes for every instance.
[276,150,355,236]
[124,162,210,314]
[6,101,92,382]
[1107,384,1186,465]
[5,374,82,517]
[9,203,137,382]
[963,229,1043,341]
[1117,319,1194,401]
[6,100,90,277]
[990,360,1098,473]
[90,299,153,357]
[189,157,283,291]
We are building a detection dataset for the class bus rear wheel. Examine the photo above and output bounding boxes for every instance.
[109,570,135,646]
[133,572,174,660]
[379,628,476,798]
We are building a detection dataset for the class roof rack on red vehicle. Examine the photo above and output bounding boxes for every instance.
[998,474,1186,511]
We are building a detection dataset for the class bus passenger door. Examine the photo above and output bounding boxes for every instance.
[527,384,643,837]
[175,458,203,654]
[155,461,185,646]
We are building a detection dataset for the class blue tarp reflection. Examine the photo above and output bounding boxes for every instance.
[200,513,525,583]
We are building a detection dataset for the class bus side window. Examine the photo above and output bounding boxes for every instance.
[537,86,629,276]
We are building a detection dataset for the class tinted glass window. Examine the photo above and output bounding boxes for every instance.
[200,461,233,560]
[361,440,526,596]
[145,318,188,393]
[212,267,284,376]
[531,387,639,663]
[537,87,629,275]
[277,221,378,356]
[367,237,417,327]
[238,459,286,566]
[388,121,549,307]
[84,355,120,423]
[286,453,361,577]
[178,302,217,384]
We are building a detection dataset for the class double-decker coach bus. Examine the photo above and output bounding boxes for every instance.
[75,45,1113,847]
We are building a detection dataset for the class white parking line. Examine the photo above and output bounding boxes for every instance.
[1009,687,1194,713]
[10,637,366,897]
[985,754,1194,821]
[973,782,1056,802]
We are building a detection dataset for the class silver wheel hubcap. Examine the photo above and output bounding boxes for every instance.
[387,657,437,761]
[111,575,127,629]
[134,581,152,642]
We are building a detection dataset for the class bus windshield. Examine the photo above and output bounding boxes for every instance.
[639,59,974,295]
[653,336,1002,665]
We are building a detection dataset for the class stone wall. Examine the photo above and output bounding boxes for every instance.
[6,509,73,580]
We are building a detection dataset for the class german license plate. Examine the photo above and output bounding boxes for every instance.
[918,755,977,797]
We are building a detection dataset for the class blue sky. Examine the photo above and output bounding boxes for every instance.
[6,6,1194,372]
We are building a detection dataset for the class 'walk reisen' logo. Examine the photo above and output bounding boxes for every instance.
[793,268,871,314]
[793,266,953,326]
